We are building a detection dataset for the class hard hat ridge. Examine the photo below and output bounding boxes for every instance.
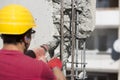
[0,4,36,35]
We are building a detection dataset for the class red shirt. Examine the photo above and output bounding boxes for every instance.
[0,49,56,80]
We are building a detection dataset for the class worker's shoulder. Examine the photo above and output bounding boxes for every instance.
[20,54,46,67]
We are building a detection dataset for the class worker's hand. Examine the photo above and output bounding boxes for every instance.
[25,36,60,59]
[41,37,60,58]
[32,47,47,60]
[38,55,47,63]
[25,48,47,63]
[47,57,62,70]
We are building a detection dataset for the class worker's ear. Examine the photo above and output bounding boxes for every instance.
[24,36,31,43]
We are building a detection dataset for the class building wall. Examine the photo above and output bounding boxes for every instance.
[96,0,118,8]
[86,29,118,53]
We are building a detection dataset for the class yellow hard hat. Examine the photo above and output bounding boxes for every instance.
[0,4,36,35]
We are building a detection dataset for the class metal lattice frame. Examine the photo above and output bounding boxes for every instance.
[46,0,96,79]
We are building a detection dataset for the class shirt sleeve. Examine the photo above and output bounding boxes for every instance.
[39,61,56,80]
[35,60,56,80]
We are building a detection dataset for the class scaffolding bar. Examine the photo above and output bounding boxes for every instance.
[71,0,76,80]
[60,0,64,61]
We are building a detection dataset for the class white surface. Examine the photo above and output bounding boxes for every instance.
[96,9,119,27]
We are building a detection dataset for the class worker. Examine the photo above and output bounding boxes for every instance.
[0,4,66,80]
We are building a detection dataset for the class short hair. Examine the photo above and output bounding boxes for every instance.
[1,29,32,44]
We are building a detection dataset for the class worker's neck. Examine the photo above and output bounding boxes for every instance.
[2,43,24,53]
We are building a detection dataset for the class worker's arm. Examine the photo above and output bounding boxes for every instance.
[25,38,59,59]
[53,67,66,80]
[25,48,66,80]
[25,38,66,80]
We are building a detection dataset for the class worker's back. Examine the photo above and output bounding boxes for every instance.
[0,49,55,80]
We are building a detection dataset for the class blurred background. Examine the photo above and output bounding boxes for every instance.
[85,0,119,80]
[0,0,120,80]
